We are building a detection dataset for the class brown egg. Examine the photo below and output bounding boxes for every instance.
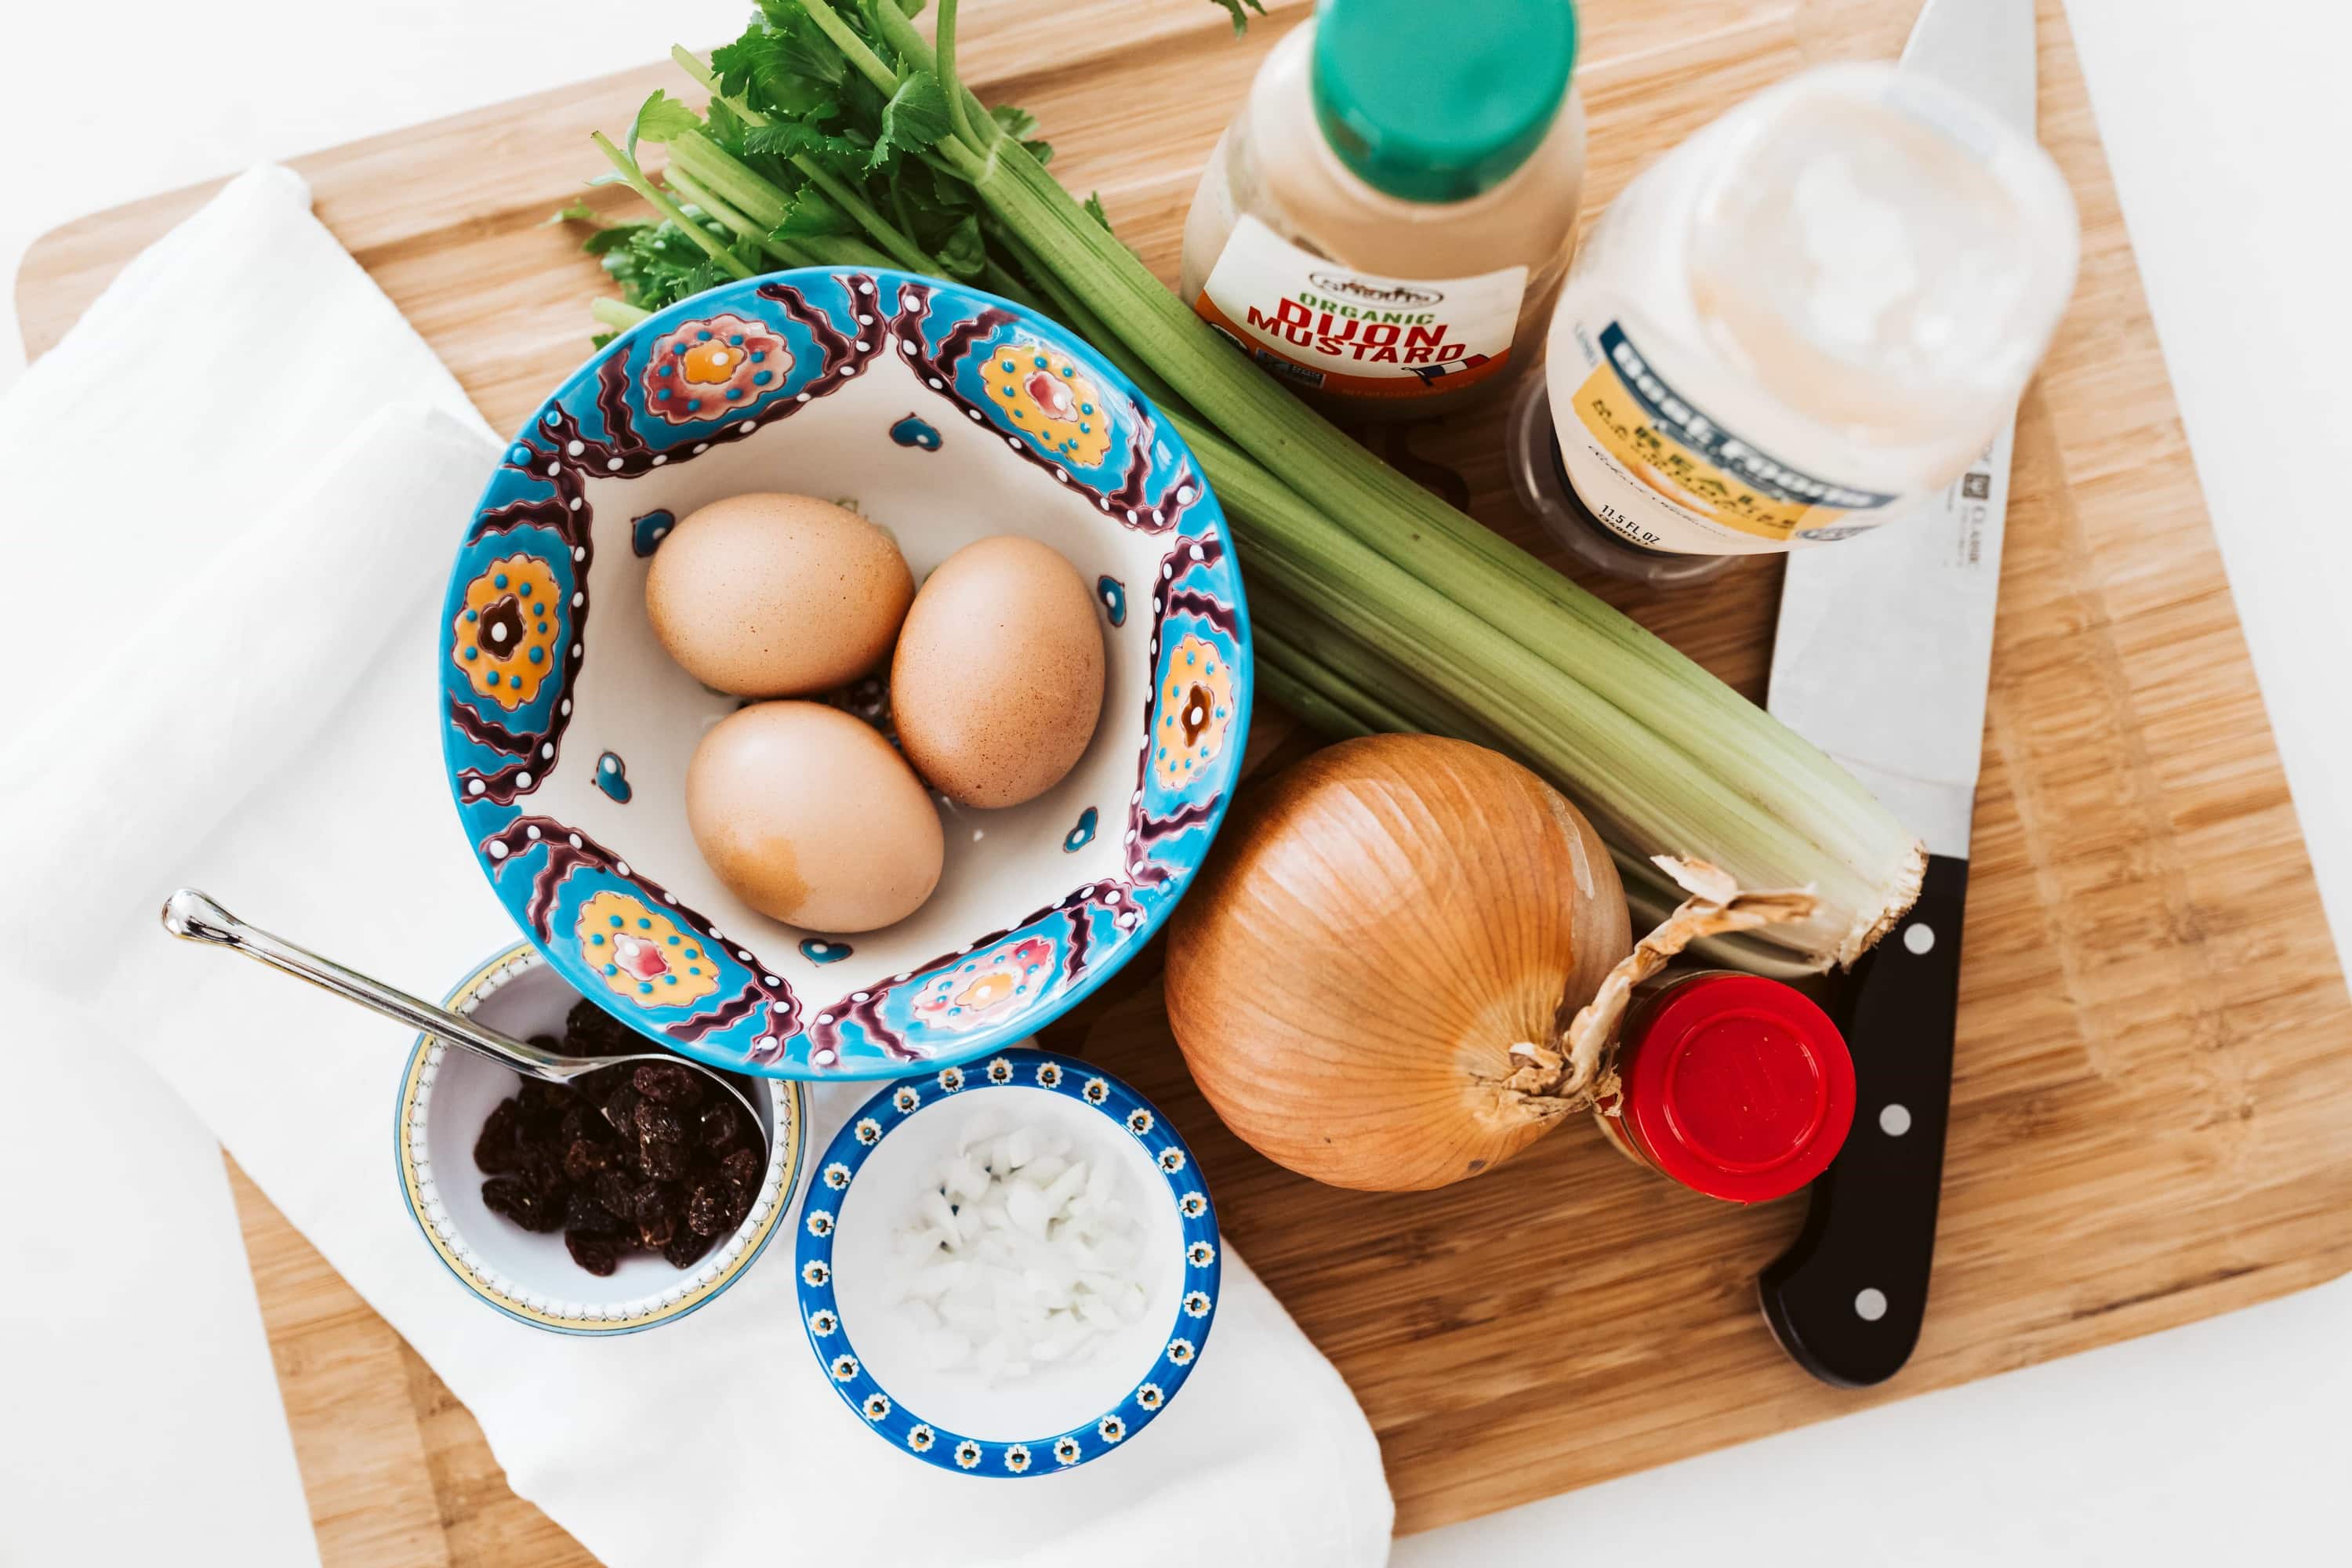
[891,535,1105,809]
[684,702,943,932]
[645,493,913,696]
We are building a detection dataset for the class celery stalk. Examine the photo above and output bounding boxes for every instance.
[660,165,811,270]
[1253,627,1401,736]
[590,133,754,280]
[591,297,652,332]
[1252,655,1379,742]
[666,132,789,230]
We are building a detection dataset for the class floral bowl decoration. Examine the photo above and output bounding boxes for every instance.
[438,270,1250,1080]
[395,944,806,1334]
[796,1048,1218,1475]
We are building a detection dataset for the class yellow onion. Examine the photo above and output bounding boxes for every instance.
[1165,734,1632,1190]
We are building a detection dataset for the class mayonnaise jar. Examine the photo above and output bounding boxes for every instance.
[1516,63,2078,568]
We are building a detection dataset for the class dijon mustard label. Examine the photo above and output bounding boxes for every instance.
[1557,321,1899,550]
[1194,217,1526,401]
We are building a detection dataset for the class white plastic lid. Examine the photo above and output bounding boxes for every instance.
[1685,63,2079,440]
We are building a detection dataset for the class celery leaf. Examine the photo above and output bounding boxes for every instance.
[628,90,705,162]
[869,70,950,169]
[935,214,988,280]
[715,24,844,116]
[771,187,859,238]
[596,220,731,314]
[581,222,655,256]
[1209,0,1267,34]
[703,96,751,151]
[740,119,872,164]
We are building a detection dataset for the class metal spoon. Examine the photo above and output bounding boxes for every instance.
[159,888,768,1156]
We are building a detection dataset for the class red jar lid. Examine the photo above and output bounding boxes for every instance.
[1619,974,1855,1203]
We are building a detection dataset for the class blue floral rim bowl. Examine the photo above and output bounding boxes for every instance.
[395,944,807,1334]
[438,269,1250,1080]
[797,1047,1218,1475]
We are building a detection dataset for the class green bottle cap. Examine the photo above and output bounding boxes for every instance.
[1312,0,1578,205]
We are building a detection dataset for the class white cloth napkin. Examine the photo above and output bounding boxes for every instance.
[1,166,1394,1567]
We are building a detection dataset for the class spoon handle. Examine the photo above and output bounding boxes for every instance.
[160,888,574,1082]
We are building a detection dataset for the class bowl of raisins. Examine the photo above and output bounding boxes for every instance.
[394,943,807,1333]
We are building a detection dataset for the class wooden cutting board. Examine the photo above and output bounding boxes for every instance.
[24,0,2352,1558]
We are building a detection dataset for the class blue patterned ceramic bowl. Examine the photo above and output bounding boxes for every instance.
[797,1048,1218,1475]
[395,944,807,1334]
[438,270,1250,1080]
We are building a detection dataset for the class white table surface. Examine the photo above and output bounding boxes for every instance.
[4,2,2347,1563]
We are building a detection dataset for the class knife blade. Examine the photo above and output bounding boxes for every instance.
[1756,0,2036,1388]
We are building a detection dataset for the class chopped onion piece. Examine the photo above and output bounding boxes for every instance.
[885,1111,1152,1384]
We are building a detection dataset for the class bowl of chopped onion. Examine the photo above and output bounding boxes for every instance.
[794,1047,1218,1475]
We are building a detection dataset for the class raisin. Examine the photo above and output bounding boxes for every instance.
[600,1086,641,1140]
[524,1149,572,1195]
[663,1226,718,1269]
[638,1213,677,1250]
[481,1176,564,1233]
[632,1181,677,1225]
[562,1138,615,1181]
[473,1098,524,1174]
[593,1170,637,1217]
[578,1061,630,1093]
[633,1099,688,1145]
[516,1077,571,1127]
[700,1102,742,1150]
[479,1174,529,1223]
[640,1135,688,1181]
[720,1182,753,1230]
[564,1191,622,1235]
[719,1147,761,1192]
[684,1185,724,1237]
[565,1000,636,1058]
[564,1229,620,1276]
[632,1061,702,1107]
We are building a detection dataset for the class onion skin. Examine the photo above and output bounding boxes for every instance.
[1165,735,1632,1190]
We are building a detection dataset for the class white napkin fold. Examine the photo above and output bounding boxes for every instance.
[2,166,1394,1567]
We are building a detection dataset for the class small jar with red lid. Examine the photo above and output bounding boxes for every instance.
[1592,970,1855,1203]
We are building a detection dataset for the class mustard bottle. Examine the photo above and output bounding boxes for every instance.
[1180,0,1587,420]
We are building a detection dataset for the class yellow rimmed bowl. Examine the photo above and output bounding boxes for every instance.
[395,943,807,1333]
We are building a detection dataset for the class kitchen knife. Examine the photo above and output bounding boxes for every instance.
[1755,0,2036,1388]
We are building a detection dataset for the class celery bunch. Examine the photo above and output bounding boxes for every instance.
[574,0,1923,970]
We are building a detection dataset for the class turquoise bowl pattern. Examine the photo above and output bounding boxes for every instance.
[437,270,1250,1080]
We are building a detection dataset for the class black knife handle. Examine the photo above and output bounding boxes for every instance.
[1759,853,1968,1388]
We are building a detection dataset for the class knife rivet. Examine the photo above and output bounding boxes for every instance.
[1879,1103,1913,1137]
[1903,923,1936,955]
[1854,1288,1889,1322]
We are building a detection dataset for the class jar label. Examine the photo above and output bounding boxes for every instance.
[1551,317,1900,551]
[1192,216,1527,401]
